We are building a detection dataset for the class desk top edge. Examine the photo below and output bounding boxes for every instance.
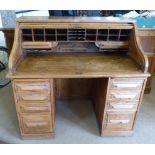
[16,16,136,24]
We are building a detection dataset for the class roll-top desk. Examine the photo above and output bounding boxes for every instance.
[7,17,150,138]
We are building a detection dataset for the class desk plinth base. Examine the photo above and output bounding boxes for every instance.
[21,132,55,139]
[101,130,134,137]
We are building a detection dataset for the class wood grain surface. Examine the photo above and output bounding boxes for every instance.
[7,52,147,79]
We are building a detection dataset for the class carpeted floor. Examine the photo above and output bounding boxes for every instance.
[0,76,155,144]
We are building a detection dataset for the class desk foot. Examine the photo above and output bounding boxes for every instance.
[21,132,55,139]
[101,130,134,137]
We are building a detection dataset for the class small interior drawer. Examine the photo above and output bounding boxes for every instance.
[110,78,144,90]
[16,91,50,101]
[108,90,141,101]
[21,114,52,134]
[18,102,51,113]
[14,80,50,92]
[104,111,135,131]
[107,101,138,111]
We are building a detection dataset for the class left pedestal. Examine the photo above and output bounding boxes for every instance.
[12,79,55,138]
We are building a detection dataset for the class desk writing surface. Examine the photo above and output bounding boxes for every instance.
[11,52,146,78]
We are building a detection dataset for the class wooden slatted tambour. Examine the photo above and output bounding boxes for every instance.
[7,17,149,138]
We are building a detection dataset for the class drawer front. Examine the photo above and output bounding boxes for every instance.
[21,114,52,134]
[107,101,138,111]
[110,78,144,90]
[16,91,50,102]
[18,102,51,113]
[104,112,135,131]
[108,90,141,101]
[14,80,50,92]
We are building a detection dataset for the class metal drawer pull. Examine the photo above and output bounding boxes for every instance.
[25,121,48,127]
[109,120,130,124]
[17,84,48,91]
[110,104,134,109]
[22,106,49,111]
[113,83,140,88]
[21,95,48,101]
[112,94,137,99]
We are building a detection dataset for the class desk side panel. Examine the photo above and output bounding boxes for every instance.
[12,79,55,138]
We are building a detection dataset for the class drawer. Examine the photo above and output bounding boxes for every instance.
[104,112,135,131]
[108,90,141,101]
[18,102,51,113]
[110,78,144,90]
[107,101,138,111]
[16,91,50,101]
[20,114,52,134]
[14,80,50,92]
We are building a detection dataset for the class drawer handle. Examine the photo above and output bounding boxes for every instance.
[110,104,135,109]
[21,95,48,101]
[17,85,49,91]
[113,83,140,88]
[112,94,137,99]
[109,120,130,124]
[25,121,48,127]
[22,106,49,112]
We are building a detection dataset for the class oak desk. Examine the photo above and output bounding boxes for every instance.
[7,17,149,138]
